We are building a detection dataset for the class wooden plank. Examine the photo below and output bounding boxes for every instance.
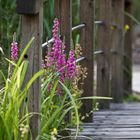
[123,0,132,97]
[81,127,140,131]
[93,137,140,140]
[73,103,140,139]
[93,121,140,124]
[72,137,140,140]
[96,0,112,109]
[94,117,140,121]
[110,103,140,110]
[94,116,140,119]
[20,2,43,139]
[82,124,140,128]
[111,0,125,102]
[94,111,140,115]
[80,131,140,136]
[80,0,94,122]
[16,0,40,14]
[87,136,140,139]
[74,138,140,140]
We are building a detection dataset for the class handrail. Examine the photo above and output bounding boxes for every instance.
[42,21,103,48]
[94,50,103,55]
[76,57,85,63]
[72,23,86,31]
[94,20,104,25]
[42,38,54,48]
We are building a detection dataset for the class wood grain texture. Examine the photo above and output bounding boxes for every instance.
[97,0,112,109]
[111,0,124,103]
[20,1,43,139]
[123,0,132,97]
[54,1,72,138]
[72,103,140,140]
[55,0,72,55]
[80,0,94,122]
[16,0,40,14]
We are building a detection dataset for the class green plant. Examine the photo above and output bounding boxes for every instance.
[0,37,83,140]
[124,93,140,102]
[0,38,45,140]
[0,38,112,140]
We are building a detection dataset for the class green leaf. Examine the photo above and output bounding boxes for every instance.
[59,81,80,137]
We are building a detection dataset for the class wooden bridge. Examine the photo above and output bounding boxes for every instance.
[16,0,137,139]
[74,102,140,140]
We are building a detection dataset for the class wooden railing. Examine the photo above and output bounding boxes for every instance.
[16,0,132,139]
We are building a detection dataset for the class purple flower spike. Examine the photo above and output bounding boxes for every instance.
[11,41,18,61]
[66,50,77,79]
[52,18,66,78]
[44,18,79,94]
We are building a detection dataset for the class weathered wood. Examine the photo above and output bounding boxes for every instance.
[82,124,140,128]
[110,102,140,110]
[97,0,112,109]
[20,1,43,139]
[54,0,72,138]
[123,0,132,97]
[55,0,72,54]
[72,103,140,139]
[80,0,94,122]
[111,0,124,102]
[94,111,140,115]
[16,0,40,14]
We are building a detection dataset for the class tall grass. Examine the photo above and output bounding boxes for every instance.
[0,38,44,140]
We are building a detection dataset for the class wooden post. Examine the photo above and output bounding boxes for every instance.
[111,0,124,102]
[80,0,94,122]
[97,0,111,109]
[17,0,40,14]
[124,0,132,97]
[17,0,43,139]
[55,0,72,54]
[54,0,72,138]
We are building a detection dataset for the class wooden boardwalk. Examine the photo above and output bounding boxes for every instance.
[74,103,140,140]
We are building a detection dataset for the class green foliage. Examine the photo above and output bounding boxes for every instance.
[40,79,81,139]
[0,0,20,84]
[124,93,140,102]
[43,0,54,40]
[0,0,19,55]
[0,38,81,139]
[133,0,140,24]
[0,38,44,140]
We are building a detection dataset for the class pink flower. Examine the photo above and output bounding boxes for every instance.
[45,47,54,67]
[65,50,77,79]
[11,41,18,61]
[44,18,78,94]
[52,18,66,77]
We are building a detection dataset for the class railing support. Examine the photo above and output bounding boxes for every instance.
[17,1,43,139]
[55,0,72,55]
[97,0,112,109]
[54,0,72,138]
[80,0,94,122]
[124,0,132,97]
[111,0,124,102]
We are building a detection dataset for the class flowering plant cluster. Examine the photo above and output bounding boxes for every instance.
[7,18,89,139]
[44,18,78,93]
[11,41,18,61]
[42,18,88,135]
[11,33,18,61]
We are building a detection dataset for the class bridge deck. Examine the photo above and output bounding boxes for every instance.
[75,103,140,140]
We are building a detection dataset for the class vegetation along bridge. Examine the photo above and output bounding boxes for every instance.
[16,0,139,139]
